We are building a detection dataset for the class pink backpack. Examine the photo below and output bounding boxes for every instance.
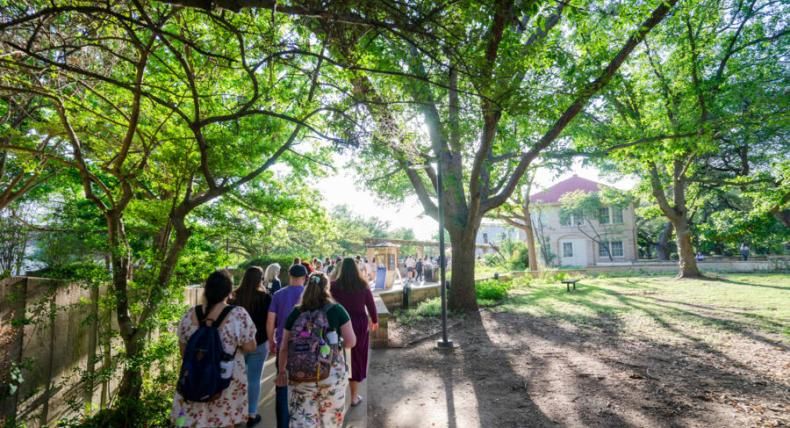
[287,304,338,383]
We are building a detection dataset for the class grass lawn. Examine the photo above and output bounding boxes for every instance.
[497,273,789,341]
[373,273,789,427]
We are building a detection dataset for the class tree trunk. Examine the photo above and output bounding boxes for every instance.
[673,216,703,278]
[116,335,144,404]
[523,204,539,277]
[107,212,144,404]
[448,228,479,311]
[656,221,673,260]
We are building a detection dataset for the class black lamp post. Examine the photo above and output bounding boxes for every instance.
[435,160,453,350]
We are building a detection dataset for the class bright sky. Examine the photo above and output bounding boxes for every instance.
[316,158,637,240]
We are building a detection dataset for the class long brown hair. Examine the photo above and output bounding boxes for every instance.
[336,257,368,292]
[233,266,267,314]
[298,272,333,311]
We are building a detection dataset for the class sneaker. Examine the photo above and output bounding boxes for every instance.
[246,415,261,427]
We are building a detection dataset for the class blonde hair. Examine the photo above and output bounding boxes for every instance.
[264,263,281,286]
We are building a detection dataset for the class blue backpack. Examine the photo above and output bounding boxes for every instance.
[177,305,236,402]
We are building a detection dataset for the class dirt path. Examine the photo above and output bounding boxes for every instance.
[369,310,789,427]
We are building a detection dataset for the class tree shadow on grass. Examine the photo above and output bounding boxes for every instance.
[635,296,788,350]
[485,299,790,427]
[449,310,559,427]
[715,277,790,292]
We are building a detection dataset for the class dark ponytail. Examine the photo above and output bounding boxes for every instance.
[204,270,233,312]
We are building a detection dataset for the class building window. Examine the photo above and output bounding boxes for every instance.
[612,207,624,224]
[483,233,488,244]
[611,241,624,257]
[599,207,610,224]
[599,240,624,257]
[598,241,609,257]
[560,211,571,226]
[561,211,584,226]
[562,242,573,257]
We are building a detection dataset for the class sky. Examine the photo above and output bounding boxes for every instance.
[316,158,637,240]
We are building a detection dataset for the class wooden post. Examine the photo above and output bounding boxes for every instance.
[40,281,57,425]
[0,277,28,421]
[84,280,100,415]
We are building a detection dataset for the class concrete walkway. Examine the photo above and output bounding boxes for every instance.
[249,355,366,428]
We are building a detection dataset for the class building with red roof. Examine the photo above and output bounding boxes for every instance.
[529,175,603,204]
[476,175,638,266]
[527,175,637,267]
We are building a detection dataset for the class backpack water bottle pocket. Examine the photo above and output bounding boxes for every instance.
[219,358,233,380]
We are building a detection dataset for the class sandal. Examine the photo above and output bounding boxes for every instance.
[351,395,364,407]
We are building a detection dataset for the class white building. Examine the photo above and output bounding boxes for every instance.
[475,221,525,256]
[530,175,638,267]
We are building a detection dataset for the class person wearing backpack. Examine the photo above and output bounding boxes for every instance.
[276,272,356,428]
[266,263,309,428]
[229,266,272,427]
[171,270,257,428]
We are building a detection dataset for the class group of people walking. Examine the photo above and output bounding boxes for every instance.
[404,255,439,284]
[171,257,378,428]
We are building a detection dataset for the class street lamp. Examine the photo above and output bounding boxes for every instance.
[435,159,454,350]
[407,160,453,349]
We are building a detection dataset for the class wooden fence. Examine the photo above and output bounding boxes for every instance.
[0,277,114,426]
[0,279,204,427]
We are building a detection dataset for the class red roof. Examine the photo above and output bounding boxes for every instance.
[529,175,603,203]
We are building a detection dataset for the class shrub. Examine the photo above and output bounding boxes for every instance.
[414,297,442,317]
[393,297,442,325]
[476,279,513,301]
[483,253,502,267]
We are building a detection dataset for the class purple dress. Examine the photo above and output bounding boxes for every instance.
[330,282,378,382]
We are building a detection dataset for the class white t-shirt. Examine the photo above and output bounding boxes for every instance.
[406,257,416,268]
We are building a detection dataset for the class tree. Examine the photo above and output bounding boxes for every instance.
[1,1,333,405]
[0,93,64,210]
[319,0,679,310]
[576,0,788,276]
[493,169,540,275]
[161,0,680,313]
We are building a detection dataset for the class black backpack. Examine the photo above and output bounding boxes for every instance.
[176,305,236,402]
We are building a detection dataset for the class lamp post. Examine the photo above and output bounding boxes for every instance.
[435,159,453,350]
[408,160,453,350]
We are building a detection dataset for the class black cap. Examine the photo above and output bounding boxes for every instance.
[289,264,308,277]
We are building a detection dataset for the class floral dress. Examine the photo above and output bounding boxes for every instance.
[289,354,348,427]
[285,304,351,428]
[171,305,256,428]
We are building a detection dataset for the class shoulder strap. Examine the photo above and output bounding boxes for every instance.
[195,305,206,325]
[321,303,334,315]
[212,305,235,328]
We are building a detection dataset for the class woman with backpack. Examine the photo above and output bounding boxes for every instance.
[276,272,356,428]
[330,258,378,407]
[172,270,257,428]
[230,266,272,427]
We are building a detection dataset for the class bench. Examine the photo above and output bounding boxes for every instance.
[561,278,579,292]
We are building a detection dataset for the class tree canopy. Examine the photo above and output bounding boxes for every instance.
[0,0,787,422]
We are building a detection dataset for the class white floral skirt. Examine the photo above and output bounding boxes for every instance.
[288,360,348,428]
